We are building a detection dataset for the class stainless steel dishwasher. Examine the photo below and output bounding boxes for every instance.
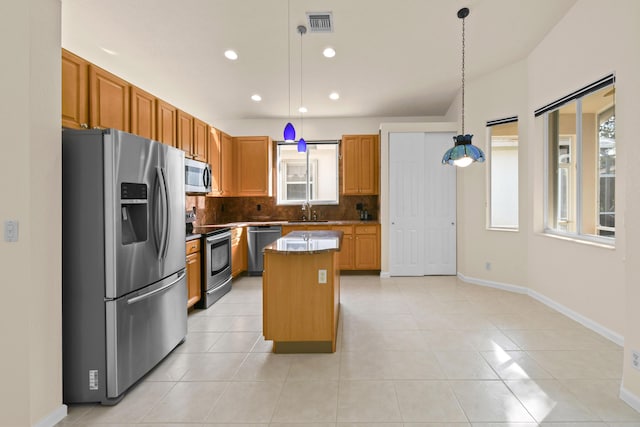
[247,225,282,276]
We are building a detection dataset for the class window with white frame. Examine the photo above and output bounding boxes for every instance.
[488,118,519,229]
[538,75,615,242]
[277,141,339,205]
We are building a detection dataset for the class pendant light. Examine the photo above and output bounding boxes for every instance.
[283,1,295,143]
[442,7,485,167]
[297,24,307,153]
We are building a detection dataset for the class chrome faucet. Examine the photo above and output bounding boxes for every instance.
[301,201,312,221]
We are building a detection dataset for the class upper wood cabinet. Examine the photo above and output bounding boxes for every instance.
[177,110,194,156]
[208,127,223,196]
[341,134,379,195]
[61,49,89,129]
[234,136,272,197]
[156,99,177,147]
[130,86,156,140]
[89,65,130,132]
[193,118,208,162]
[221,132,235,196]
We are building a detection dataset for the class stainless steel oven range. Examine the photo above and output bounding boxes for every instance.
[199,227,232,308]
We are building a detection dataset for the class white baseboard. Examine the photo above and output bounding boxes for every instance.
[33,404,67,427]
[620,384,640,413]
[457,273,624,347]
[380,271,391,278]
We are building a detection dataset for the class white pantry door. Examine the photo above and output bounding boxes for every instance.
[389,132,456,276]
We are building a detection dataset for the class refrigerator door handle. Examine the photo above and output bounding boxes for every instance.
[155,166,169,260]
[127,271,186,305]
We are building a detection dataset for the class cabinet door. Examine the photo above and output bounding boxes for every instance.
[61,49,89,129]
[332,225,354,270]
[156,99,177,147]
[177,110,194,157]
[89,65,130,132]
[193,118,208,162]
[358,135,379,195]
[354,225,380,270]
[208,127,222,196]
[341,135,360,195]
[186,252,201,309]
[130,86,156,140]
[234,136,272,196]
[221,132,235,196]
[231,227,246,277]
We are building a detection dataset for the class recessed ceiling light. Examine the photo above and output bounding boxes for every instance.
[329,92,340,100]
[251,94,262,102]
[323,47,336,58]
[224,50,238,60]
[298,106,308,113]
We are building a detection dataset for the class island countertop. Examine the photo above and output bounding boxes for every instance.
[263,230,342,254]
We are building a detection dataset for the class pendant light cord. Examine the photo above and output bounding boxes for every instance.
[287,0,291,119]
[300,26,304,136]
[461,14,466,135]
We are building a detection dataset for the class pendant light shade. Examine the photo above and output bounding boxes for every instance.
[297,137,307,153]
[442,7,485,168]
[284,122,296,142]
[442,134,485,167]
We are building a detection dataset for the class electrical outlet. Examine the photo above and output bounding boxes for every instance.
[4,220,18,242]
[318,269,327,284]
[632,350,640,371]
[485,262,491,271]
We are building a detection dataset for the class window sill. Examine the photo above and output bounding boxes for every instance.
[540,230,615,249]
[487,226,519,233]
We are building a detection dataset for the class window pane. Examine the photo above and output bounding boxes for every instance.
[489,121,518,228]
[544,81,615,241]
[277,142,339,205]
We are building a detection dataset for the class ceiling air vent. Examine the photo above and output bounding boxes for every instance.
[306,12,333,33]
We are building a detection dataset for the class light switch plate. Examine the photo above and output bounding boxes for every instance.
[4,220,18,242]
[318,269,327,284]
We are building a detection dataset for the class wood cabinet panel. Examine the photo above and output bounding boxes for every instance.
[341,134,379,195]
[234,136,272,197]
[332,225,354,270]
[130,86,156,140]
[186,240,201,309]
[193,118,208,161]
[177,110,194,156]
[353,224,380,269]
[61,49,89,129]
[231,227,246,277]
[221,132,235,196]
[156,99,177,147]
[208,127,222,196]
[89,66,130,132]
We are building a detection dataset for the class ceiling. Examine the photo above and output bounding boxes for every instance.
[61,0,577,125]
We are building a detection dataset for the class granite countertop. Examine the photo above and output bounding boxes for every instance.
[264,230,343,254]
[212,219,379,228]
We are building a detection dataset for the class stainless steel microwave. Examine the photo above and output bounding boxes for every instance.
[184,158,211,194]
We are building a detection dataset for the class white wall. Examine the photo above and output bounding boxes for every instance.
[0,0,64,425]
[455,59,530,287]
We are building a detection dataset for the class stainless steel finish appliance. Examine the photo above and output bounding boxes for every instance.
[247,225,282,275]
[201,228,232,308]
[184,157,211,194]
[62,128,187,405]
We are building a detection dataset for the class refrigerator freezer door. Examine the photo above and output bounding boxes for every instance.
[105,270,187,400]
[104,130,186,299]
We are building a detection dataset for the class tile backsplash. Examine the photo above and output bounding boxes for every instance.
[186,195,379,226]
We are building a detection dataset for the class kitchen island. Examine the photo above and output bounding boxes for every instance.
[262,230,342,353]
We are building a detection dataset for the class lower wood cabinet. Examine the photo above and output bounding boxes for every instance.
[283,223,380,271]
[231,227,247,277]
[186,239,201,309]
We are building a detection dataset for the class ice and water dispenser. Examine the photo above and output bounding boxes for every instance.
[120,182,148,245]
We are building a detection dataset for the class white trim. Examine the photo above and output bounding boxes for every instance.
[620,384,640,413]
[457,273,624,347]
[380,271,391,278]
[33,404,67,427]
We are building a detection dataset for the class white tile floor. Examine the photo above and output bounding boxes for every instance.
[58,274,640,426]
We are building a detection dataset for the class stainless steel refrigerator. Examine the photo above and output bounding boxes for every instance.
[62,128,187,404]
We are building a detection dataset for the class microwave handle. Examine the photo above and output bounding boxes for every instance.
[202,166,211,189]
